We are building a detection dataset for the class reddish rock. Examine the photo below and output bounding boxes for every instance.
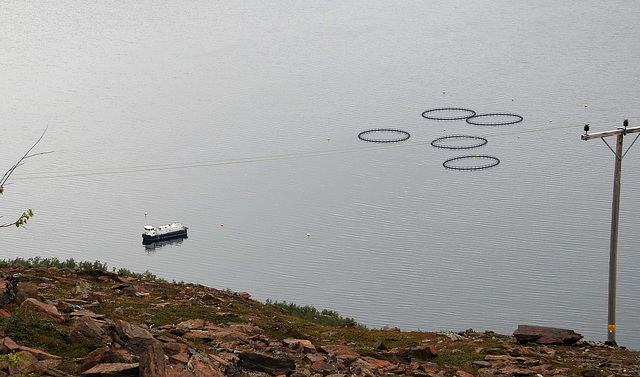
[499,365,534,376]
[477,368,499,377]
[20,298,62,322]
[166,364,197,377]
[169,353,189,364]
[282,338,316,353]
[114,320,155,351]
[513,325,583,345]
[361,356,392,370]
[0,337,21,353]
[208,354,229,367]
[18,345,61,360]
[69,316,113,347]
[238,351,295,374]
[72,280,94,296]
[372,339,386,350]
[321,344,361,362]
[81,347,129,372]
[15,281,43,305]
[227,323,262,334]
[236,292,251,299]
[310,360,336,373]
[184,329,229,342]
[163,342,189,355]
[410,344,438,358]
[189,354,225,377]
[34,358,63,371]
[177,319,205,330]
[81,363,139,376]
[184,325,257,343]
[55,300,76,314]
[7,351,39,376]
[139,341,166,377]
[69,310,106,320]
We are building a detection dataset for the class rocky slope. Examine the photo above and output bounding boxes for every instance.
[0,266,638,377]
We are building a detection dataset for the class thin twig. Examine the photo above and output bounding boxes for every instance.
[0,126,51,188]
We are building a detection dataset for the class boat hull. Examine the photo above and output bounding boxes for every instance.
[142,228,188,244]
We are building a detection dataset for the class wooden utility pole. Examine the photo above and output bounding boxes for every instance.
[581,119,640,344]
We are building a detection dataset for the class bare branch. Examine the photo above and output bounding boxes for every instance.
[1,126,51,189]
[1,127,51,228]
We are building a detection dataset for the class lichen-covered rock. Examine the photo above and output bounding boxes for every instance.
[0,273,18,306]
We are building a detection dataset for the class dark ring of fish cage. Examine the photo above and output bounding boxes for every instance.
[442,155,500,170]
[465,113,523,126]
[431,135,488,150]
[421,108,477,121]
[358,129,411,143]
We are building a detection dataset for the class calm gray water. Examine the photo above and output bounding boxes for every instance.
[2,0,640,348]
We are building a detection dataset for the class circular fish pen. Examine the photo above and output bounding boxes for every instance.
[421,107,476,121]
[465,113,523,126]
[358,129,410,143]
[442,155,500,170]
[431,135,488,150]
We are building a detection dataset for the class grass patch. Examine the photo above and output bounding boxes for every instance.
[0,308,92,358]
[104,300,241,328]
[434,341,504,368]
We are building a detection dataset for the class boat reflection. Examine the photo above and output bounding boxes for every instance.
[143,237,187,253]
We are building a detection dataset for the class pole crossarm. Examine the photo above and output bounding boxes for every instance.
[581,125,640,140]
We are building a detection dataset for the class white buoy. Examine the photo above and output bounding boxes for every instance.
[306,233,310,237]
[584,104,588,108]
[144,212,148,216]
[442,91,446,94]
[221,224,224,227]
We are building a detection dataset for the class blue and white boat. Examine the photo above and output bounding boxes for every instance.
[142,223,188,244]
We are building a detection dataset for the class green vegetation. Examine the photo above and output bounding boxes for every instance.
[0,353,36,377]
[0,257,158,280]
[0,308,91,358]
[0,257,106,271]
[435,342,497,367]
[264,299,359,327]
[0,261,638,376]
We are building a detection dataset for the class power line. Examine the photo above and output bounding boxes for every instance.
[9,117,639,181]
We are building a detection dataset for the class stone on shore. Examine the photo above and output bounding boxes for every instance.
[513,325,583,345]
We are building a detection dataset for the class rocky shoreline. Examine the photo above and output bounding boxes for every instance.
[1,266,639,377]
